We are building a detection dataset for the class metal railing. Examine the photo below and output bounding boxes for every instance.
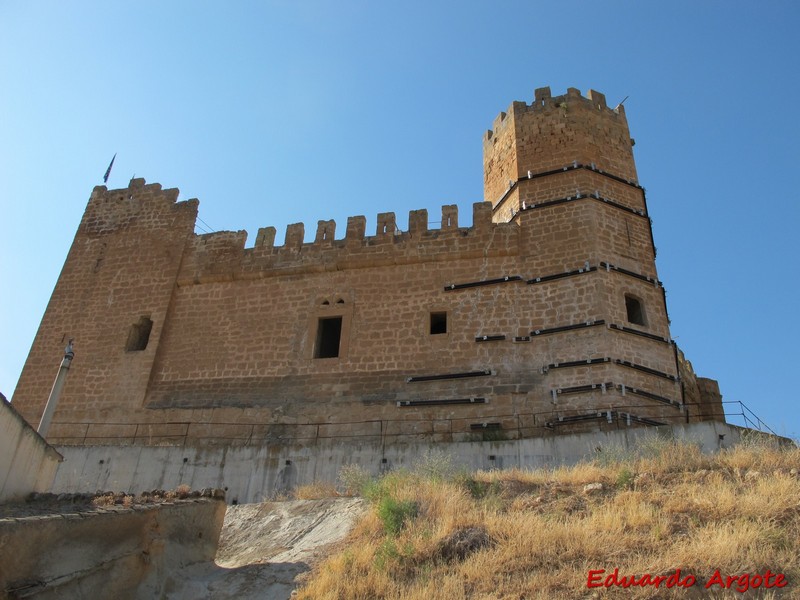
[721,400,779,436]
[45,400,780,447]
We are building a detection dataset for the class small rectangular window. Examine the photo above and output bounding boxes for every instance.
[430,311,447,335]
[315,317,342,358]
[625,295,646,326]
[126,316,153,351]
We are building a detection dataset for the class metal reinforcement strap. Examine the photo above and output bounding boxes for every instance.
[613,359,677,381]
[493,161,644,210]
[397,397,487,407]
[617,384,676,406]
[547,357,611,370]
[444,275,522,291]
[527,266,597,285]
[470,422,501,430]
[520,192,646,218]
[554,381,615,395]
[599,262,661,286]
[475,334,506,342]
[407,369,492,383]
[608,323,671,344]
[532,320,605,337]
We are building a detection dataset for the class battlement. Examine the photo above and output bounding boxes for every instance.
[482,86,637,204]
[484,86,626,143]
[179,200,509,283]
[83,178,198,236]
[242,201,484,249]
[90,177,182,205]
[89,171,657,286]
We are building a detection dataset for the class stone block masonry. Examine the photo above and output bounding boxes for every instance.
[11,86,724,446]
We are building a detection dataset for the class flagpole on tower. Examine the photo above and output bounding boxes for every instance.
[103,153,116,184]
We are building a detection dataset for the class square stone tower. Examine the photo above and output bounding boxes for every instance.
[482,86,720,428]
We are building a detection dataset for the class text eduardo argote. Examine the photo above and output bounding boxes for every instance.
[587,568,788,593]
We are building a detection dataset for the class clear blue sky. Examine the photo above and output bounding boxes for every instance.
[1,1,798,439]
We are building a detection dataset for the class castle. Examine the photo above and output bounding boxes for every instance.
[12,86,724,449]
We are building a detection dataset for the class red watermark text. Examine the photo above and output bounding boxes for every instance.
[587,568,787,592]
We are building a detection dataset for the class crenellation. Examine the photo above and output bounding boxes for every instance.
[284,222,305,250]
[472,201,493,232]
[408,208,428,235]
[492,111,508,132]
[254,226,276,249]
[485,88,626,151]
[177,209,525,285]
[587,89,607,110]
[82,178,197,241]
[376,212,397,236]
[162,187,180,203]
[315,219,336,244]
[534,86,551,104]
[346,215,366,244]
[441,204,458,229]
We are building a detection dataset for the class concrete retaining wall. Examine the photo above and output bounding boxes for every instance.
[0,397,61,502]
[49,422,764,505]
[0,498,225,599]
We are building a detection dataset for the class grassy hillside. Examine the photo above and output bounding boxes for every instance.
[295,435,799,599]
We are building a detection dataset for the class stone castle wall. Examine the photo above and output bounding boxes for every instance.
[11,87,724,446]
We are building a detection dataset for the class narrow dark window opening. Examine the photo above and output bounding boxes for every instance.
[430,312,447,335]
[315,317,342,358]
[625,295,646,326]
[126,316,153,351]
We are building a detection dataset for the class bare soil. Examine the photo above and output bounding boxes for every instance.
[165,497,366,600]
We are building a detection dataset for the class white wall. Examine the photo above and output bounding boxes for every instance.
[0,397,62,502]
[48,422,773,505]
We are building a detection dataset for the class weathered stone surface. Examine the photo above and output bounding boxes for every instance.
[0,497,225,599]
[583,482,604,494]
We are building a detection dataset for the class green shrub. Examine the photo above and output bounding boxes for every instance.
[457,474,500,499]
[374,538,400,569]
[377,495,418,535]
[363,470,407,504]
[616,467,634,489]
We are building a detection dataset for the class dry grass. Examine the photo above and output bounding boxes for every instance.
[296,437,800,599]
[295,481,340,500]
